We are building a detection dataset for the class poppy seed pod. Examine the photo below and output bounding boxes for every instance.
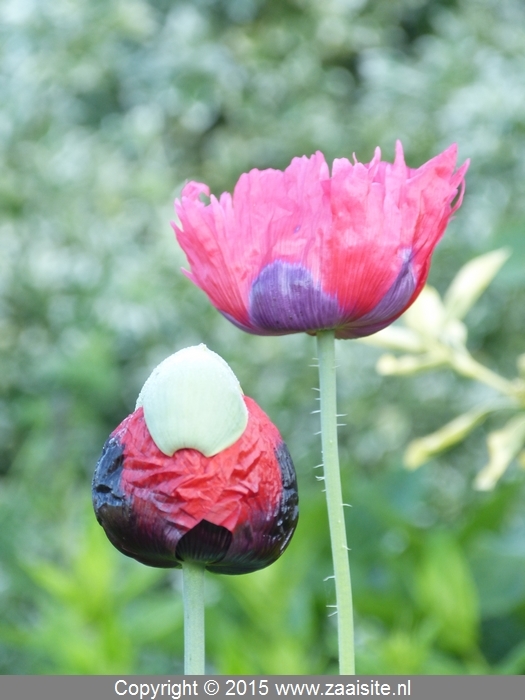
[173,142,469,339]
[92,346,298,574]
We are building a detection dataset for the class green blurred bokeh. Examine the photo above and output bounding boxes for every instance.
[1,0,525,674]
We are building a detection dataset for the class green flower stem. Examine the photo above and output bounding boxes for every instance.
[316,329,355,675]
[182,561,206,674]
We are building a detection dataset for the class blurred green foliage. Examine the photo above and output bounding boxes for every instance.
[1,0,525,675]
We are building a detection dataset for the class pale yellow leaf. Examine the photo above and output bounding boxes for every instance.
[376,352,445,376]
[474,413,525,490]
[444,248,510,320]
[404,406,495,469]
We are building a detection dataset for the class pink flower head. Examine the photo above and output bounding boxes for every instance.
[173,142,469,339]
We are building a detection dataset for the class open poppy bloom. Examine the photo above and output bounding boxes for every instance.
[173,142,469,339]
[92,346,298,574]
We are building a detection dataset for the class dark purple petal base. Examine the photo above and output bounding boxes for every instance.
[249,261,342,333]
[344,249,417,337]
[237,253,417,338]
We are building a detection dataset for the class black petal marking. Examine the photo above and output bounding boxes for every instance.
[267,440,299,550]
[176,520,232,565]
[92,436,125,515]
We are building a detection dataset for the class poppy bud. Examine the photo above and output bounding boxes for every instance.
[92,345,298,574]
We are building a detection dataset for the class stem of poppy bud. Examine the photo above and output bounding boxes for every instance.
[182,561,206,674]
[316,329,355,675]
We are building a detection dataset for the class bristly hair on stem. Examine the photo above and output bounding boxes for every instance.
[316,329,356,674]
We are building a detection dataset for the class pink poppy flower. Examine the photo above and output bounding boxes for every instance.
[173,142,469,339]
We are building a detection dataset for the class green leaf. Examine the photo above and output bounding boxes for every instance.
[469,533,525,618]
[415,533,479,655]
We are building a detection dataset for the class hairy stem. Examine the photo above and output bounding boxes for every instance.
[316,329,355,674]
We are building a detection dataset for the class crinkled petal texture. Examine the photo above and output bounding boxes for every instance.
[174,142,469,339]
[92,397,298,575]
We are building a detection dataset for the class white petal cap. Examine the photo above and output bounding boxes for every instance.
[136,344,248,457]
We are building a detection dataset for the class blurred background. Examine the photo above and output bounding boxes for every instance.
[1,0,525,675]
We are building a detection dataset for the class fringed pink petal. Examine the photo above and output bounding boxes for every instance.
[325,149,403,317]
[173,153,332,332]
[323,142,468,325]
[230,152,331,279]
[405,144,469,276]
[174,184,250,326]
